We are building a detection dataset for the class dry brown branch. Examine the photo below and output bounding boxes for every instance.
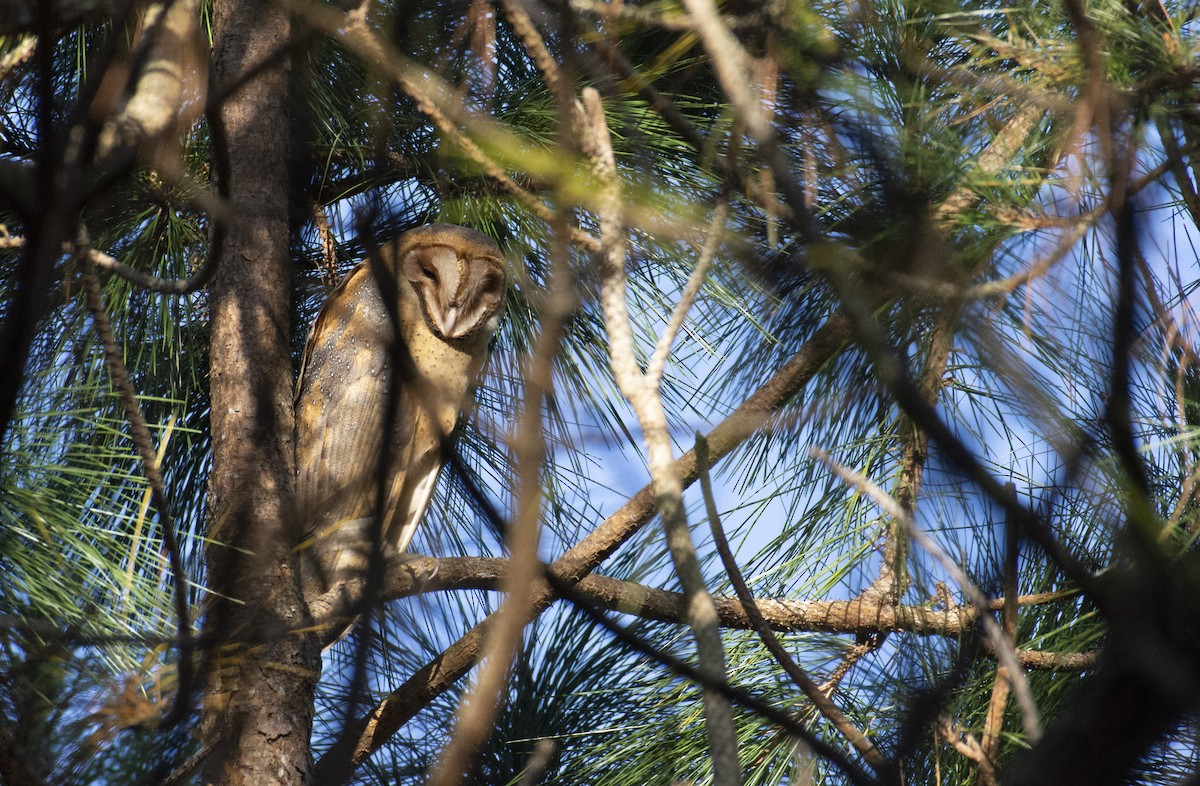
[823,309,956,705]
[935,104,1045,226]
[960,207,1103,300]
[859,311,955,608]
[568,0,699,31]
[679,0,769,148]
[94,0,204,172]
[679,0,820,238]
[1155,118,1200,227]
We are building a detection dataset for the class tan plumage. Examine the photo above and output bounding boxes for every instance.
[295,224,505,614]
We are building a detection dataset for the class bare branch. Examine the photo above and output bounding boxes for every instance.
[583,86,741,785]
[500,0,562,96]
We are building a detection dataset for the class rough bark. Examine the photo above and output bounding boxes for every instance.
[201,2,319,784]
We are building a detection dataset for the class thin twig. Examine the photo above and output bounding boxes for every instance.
[429,456,870,785]
[80,245,193,728]
[697,435,888,772]
[587,37,791,224]
[545,567,876,786]
[645,201,727,388]
[88,247,213,294]
[960,207,1104,300]
[568,0,704,31]
[938,716,993,779]
[812,449,1043,743]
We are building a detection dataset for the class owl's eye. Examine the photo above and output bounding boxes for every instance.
[478,268,504,294]
[420,265,439,283]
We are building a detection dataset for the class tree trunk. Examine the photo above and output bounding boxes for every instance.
[202,2,319,784]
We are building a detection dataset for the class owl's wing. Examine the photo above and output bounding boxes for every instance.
[381,419,444,555]
[295,265,447,591]
[296,267,410,577]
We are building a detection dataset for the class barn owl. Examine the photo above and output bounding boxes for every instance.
[295,224,505,623]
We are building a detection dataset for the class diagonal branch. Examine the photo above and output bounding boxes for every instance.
[79,245,193,727]
[311,311,854,783]
[697,435,888,772]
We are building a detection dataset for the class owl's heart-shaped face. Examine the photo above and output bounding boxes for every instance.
[401,242,505,341]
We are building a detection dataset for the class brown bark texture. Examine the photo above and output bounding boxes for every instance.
[201,1,320,784]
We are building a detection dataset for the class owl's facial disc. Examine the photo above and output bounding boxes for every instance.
[402,244,505,340]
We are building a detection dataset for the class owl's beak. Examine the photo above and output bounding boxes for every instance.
[439,305,464,338]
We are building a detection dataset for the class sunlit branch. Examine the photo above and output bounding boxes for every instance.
[301,555,1099,672]
[583,86,741,785]
[680,0,821,239]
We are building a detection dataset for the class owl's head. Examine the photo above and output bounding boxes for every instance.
[389,224,506,341]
